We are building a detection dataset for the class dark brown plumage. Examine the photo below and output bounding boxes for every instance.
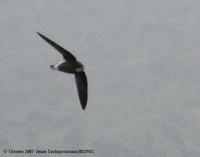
[37,32,88,110]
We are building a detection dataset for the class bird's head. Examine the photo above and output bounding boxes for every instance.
[50,65,55,70]
[50,61,64,70]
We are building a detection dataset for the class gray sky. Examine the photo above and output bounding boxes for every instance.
[0,0,200,156]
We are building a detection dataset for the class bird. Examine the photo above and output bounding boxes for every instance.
[37,32,88,110]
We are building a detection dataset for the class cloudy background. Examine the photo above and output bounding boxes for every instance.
[0,0,200,156]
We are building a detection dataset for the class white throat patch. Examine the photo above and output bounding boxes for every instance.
[53,60,65,70]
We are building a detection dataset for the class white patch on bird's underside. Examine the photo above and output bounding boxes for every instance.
[76,66,84,72]
[53,60,65,70]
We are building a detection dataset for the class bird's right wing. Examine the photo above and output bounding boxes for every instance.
[37,32,76,61]
[75,71,88,110]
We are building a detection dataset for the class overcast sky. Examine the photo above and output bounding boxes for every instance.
[0,0,200,156]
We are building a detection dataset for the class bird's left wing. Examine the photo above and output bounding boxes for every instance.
[37,32,76,61]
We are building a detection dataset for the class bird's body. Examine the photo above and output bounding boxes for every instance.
[37,32,88,110]
[53,60,84,74]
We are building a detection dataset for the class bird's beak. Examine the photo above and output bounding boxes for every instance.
[50,65,54,69]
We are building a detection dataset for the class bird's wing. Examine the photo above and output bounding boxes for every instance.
[75,71,88,110]
[37,32,76,61]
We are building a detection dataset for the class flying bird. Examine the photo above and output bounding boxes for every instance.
[37,32,88,110]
